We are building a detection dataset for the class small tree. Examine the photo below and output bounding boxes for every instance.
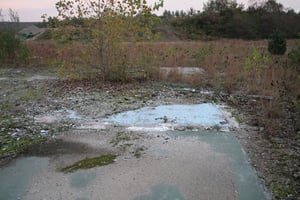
[203,0,238,13]
[268,31,287,55]
[8,8,19,23]
[54,0,163,81]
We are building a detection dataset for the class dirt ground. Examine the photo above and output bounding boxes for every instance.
[0,66,299,199]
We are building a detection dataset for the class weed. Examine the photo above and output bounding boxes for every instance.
[61,154,117,173]
[243,48,269,77]
[211,125,221,131]
[243,48,270,93]
[19,89,42,102]
[232,112,244,124]
[134,147,145,158]
[0,136,46,157]
[192,46,214,68]
[110,132,131,147]
[0,117,18,131]
[272,186,295,199]
[120,143,133,152]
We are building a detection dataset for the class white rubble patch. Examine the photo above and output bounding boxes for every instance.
[34,114,63,123]
[160,67,205,75]
[106,103,239,132]
[78,121,111,130]
[0,77,8,81]
[127,124,173,132]
[160,67,205,78]
[34,109,81,123]
[25,75,58,81]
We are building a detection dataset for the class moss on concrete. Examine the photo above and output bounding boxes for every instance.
[61,154,117,173]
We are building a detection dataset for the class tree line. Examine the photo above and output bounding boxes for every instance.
[160,0,300,39]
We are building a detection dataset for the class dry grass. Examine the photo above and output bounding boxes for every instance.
[25,41,58,66]
[25,39,299,98]
[150,40,299,97]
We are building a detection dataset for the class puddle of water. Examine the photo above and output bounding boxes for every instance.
[70,171,96,188]
[169,131,271,200]
[132,184,184,200]
[0,157,49,200]
[106,103,228,129]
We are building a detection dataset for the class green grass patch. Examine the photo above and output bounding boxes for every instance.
[211,125,221,131]
[61,154,118,173]
[18,88,46,102]
[0,136,46,156]
[232,112,244,123]
[272,186,295,199]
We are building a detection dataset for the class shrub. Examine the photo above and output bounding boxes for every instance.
[0,31,30,66]
[268,31,287,55]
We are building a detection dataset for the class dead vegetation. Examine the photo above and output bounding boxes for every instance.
[25,39,300,97]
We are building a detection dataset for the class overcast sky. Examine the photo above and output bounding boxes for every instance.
[1,0,300,22]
